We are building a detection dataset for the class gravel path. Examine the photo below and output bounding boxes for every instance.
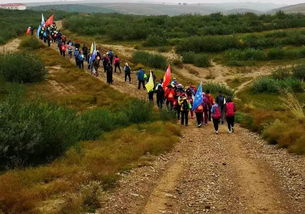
[97,123,304,214]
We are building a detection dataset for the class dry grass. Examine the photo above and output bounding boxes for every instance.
[0,121,180,214]
[281,91,305,120]
[26,47,127,110]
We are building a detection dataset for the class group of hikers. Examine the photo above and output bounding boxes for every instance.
[36,22,127,85]
[136,71,236,134]
[34,21,236,135]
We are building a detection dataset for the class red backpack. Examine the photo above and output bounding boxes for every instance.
[213,106,221,119]
[226,102,235,117]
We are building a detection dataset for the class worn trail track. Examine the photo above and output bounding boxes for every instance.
[38,25,305,213]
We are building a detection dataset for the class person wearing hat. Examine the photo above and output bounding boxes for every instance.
[178,93,191,126]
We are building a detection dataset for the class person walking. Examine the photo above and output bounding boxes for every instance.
[137,68,146,90]
[82,44,89,62]
[124,63,131,83]
[205,90,214,121]
[106,63,113,84]
[156,84,165,109]
[211,102,221,134]
[225,97,236,133]
[164,85,176,110]
[179,94,191,126]
[113,55,122,73]
[60,43,66,57]
[216,91,226,124]
[194,102,204,128]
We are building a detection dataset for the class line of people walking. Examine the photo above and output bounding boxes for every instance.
[37,23,236,134]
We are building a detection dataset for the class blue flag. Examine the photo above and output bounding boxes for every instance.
[37,25,41,37]
[192,83,203,110]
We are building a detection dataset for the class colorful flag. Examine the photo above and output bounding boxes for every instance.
[162,65,171,90]
[90,42,94,54]
[192,82,203,111]
[45,15,54,26]
[89,49,97,66]
[37,25,41,36]
[146,71,155,92]
[26,27,31,35]
[41,14,45,25]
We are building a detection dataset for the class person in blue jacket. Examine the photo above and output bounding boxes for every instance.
[137,68,146,90]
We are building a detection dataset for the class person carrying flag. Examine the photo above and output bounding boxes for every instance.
[192,83,204,127]
[146,71,155,103]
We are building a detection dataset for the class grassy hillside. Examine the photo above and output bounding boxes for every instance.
[0,9,68,45]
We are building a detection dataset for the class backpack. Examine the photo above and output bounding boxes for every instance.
[226,102,235,117]
[181,99,189,111]
[61,45,66,51]
[213,106,221,119]
[125,66,131,73]
[74,50,80,57]
[217,96,225,106]
[77,54,84,61]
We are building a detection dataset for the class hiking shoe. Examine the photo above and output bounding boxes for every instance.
[198,123,202,128]
[215,130,219,134]
[228,129,232,134]
[232,127,234,133]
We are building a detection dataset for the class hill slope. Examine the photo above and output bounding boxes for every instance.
[271,3,305,14]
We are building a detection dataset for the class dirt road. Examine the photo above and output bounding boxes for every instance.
[41,26,305,213]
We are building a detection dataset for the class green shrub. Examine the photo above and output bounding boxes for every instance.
[251,77,280,93]
[267,48,285,60]
[225,48,266,61]
[177,35,241,53]
[0,89,168,169]
[19,37,43,50]
[282,78,304,93]
[193,54,211,67]
[271,68,291,80]
[292,65,305,80]
[143,35,168,47]
[132,51,167,69]
[181,52,210,67]
[0,52,47,83]
[203,82,234,97]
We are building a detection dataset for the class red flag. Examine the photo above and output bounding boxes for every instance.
[26,27,31,35]
[45,15,54,26]
[162,65,171,90]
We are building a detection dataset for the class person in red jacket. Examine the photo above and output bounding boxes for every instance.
[202,93,210,125]
[164,85,176,110]
[60,43,66,57]
[113,55,122,73]
[205,90,214,121]
[194,102,204,128]
[225,97,236,133]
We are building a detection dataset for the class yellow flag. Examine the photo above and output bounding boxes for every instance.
[90,42,94,54]
[145,71,154,92]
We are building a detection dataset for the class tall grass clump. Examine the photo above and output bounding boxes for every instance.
[19,37,43,50]
[0,52,47,83]
[203,82,234,97]
[132,51,167,69]
[281,92,305,120]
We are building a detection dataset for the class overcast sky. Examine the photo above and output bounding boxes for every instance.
[1,0,305,6]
